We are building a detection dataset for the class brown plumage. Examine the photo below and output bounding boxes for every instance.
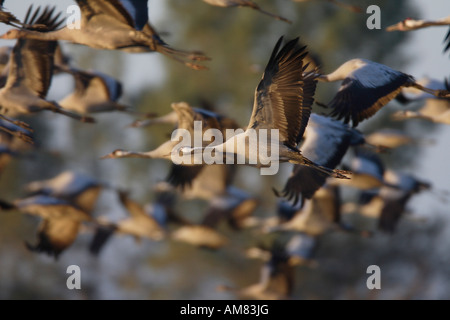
[1,1,210,70]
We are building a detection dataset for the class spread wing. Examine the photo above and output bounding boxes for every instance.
[329,64,414,127]
[247,36,318,148]
[5,6,64,98]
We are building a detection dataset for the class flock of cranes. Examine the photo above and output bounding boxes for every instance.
[0,0,449,300]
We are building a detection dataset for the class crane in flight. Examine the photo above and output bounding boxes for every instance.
[316,58,450,126]
[0,195,93,259]
[0,5,95,123]
[178,36,350,180]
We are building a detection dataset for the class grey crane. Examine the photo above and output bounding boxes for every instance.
[0,195,92,259]
[1,0,210,70]
[102,101,239,194]
[317,59,450,126]
[330,146,387,191]
[0,5,95,122]
[57,67,147,116]
[346,170,432,233]
[127,103,241,199]
[178,36,350,180]
[24,170,112,213]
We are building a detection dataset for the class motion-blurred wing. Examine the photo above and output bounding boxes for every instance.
[5,6,63,98]
[71,69,122,102]
[377,192,409,233]
[166,164,205,190]
[118,191,149,220]
[26,218,80,259]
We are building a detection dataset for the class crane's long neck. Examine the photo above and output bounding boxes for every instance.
[316,71,344,82]
[123,150,163,159]
[18,28,74,42]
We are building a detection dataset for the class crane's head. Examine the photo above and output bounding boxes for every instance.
[100,149,128,159]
